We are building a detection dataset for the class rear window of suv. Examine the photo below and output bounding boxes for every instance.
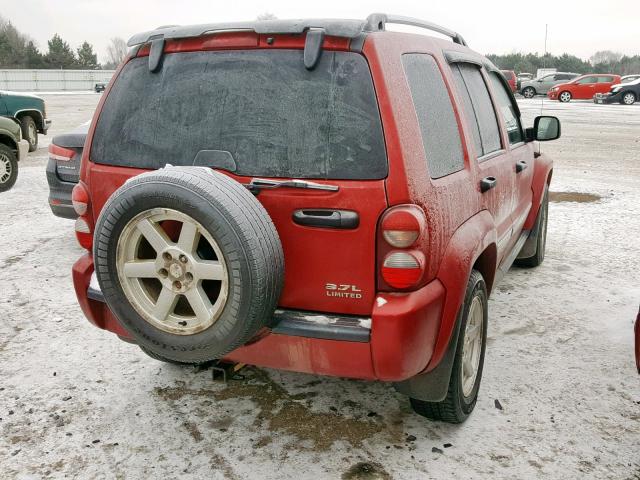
[90,49,387,180]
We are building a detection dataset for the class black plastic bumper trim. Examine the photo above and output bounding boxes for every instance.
[271,309,371,342]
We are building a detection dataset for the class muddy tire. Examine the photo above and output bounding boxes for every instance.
[139,345,194,365]
[515,188,548,268]
[94,167,284,364]
[410,270,488,423]
[20,116,38,152]
[0,144,18,192]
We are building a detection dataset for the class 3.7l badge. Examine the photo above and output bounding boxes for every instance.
[325,283,362,299]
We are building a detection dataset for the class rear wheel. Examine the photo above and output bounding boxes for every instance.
[20,116,38,152]
[559,91,572,103]
[522,87,536,98]
[621,92,636,105]
[0,144,18,192]
[410,270,488,423]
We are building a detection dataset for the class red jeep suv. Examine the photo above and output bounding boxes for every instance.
[71,14,559,423]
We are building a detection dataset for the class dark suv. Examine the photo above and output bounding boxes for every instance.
[71,14,559,423]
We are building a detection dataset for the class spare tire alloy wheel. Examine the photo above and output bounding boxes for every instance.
[0,144,18,192]
[94,167,284,364]
[117,208,229,335]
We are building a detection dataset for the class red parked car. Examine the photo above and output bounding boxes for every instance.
[500,70,517,93]
[548,74,621,102]
[71,14,559,423]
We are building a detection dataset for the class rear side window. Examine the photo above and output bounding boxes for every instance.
[402,54,464,179]
[489,72,523,144]
[91,50,387,180]
[451,63,501,158]
[597,76,614,83]
[577,76,596,84]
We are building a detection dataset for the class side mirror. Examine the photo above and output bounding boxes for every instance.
[526,116,561,142]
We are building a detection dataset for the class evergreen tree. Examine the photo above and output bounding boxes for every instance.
[77,41,97,68]
[45,33,76,68]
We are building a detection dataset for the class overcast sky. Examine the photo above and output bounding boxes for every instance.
[3,0,638,63]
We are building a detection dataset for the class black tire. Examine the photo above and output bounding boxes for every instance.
[20,116,38,152]
[621,92,636,105]
[139,345,193,365]
[559,91,572,103]
[522,87,536,99]
[514,188,548,268]
[410,270,488,423]
[0,144,18,192]
[94,167,284,364]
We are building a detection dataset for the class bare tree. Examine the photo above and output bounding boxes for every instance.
[105,37,128,67]
[589,50,622,66]
[256,13,278,21]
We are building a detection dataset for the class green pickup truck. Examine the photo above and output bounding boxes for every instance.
[0,116,28,191]
[0,91,51,152]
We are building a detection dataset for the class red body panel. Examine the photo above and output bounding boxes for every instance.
[635,307,640,374]
[73,29,550,382]
[548,74,621,100]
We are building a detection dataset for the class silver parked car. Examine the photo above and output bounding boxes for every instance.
[520,72,580,98]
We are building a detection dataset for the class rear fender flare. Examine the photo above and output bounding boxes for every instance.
[523,154,553,230]
[428,209,497,371]
[393,210,496,401]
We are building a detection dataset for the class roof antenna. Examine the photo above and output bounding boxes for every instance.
[304,28,325,70]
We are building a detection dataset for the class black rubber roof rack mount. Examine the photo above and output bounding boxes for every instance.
[364,13,467,46]
[148,38,165,72]
[304,28,325,69]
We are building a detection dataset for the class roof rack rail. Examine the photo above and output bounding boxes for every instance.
[364,13,467,46]
[127,15,468,48]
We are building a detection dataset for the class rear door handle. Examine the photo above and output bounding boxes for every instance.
[515,160,528,173]
[480,176,497,193]
[292,209,359,229]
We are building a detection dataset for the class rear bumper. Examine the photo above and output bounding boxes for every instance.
[46,158,77,219]
[43,118,51,135]
[73,254,446,381]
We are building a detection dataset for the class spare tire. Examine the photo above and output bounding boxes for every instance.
[93,167,284,363]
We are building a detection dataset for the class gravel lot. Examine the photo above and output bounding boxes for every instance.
[1,94,639,480]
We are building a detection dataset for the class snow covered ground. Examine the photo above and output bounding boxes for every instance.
[0,95,638,479]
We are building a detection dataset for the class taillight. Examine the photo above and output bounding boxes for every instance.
[48,143,75,162]
[72,183,93,250]
[382,251,424,289]
[71,183,89,216]
[381,209,423,248]
[378,205,427,291]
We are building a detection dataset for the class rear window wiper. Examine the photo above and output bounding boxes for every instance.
[246,178,339,194]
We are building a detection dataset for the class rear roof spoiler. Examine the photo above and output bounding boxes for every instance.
[127,14,468,48]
